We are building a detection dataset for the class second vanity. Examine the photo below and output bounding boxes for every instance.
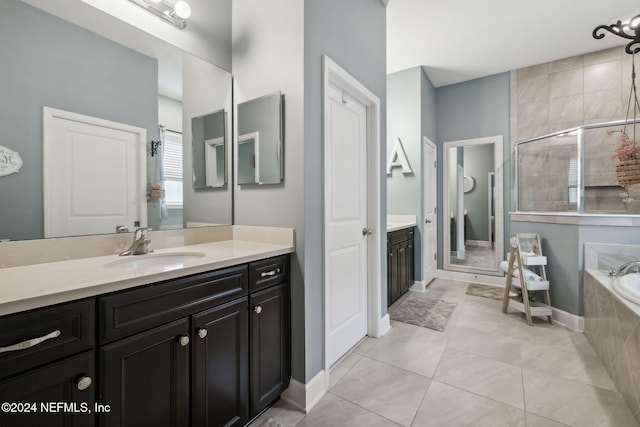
[387,215,417,306]
[0,226,294,427]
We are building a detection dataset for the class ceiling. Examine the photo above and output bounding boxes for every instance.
[386,0,640,87]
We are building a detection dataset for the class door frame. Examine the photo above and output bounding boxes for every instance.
[422,137,437,287]
[322,56,383,381]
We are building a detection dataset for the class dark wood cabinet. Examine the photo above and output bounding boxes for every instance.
[0,350,95,427]
[192,297,249,427]
[249,283,291,417]
[1,254,290,427]
[387,227,415,306]
[0,299,96,427]
[99,318,190,427]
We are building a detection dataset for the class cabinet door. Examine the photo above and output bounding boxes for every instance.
[398,243,408,294]
[0,350,95,427]
[249,283,290,417]
[388,243,401,306]
[100,319,190,427]
[406,241,414,292]
[192,297,248,427]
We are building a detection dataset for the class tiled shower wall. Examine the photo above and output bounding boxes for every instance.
[510,46,639,141]
[511,46,640,212]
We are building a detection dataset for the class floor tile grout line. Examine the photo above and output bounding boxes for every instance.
[322,390,405,427]
[408,377,433,427]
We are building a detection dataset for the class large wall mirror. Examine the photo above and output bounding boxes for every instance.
[0,0,232,241]
[237,92,284,185]
[443,135,504,276]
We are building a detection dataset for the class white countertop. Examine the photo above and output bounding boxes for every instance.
[0,239,294,316]
[387,214,417,232]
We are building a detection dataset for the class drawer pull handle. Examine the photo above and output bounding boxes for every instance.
[261,268,281,277]
[254,305,263,314]
[77,376,92,391]
[197,328,208,339]
[178,335,190,347]
[0,329,61,354]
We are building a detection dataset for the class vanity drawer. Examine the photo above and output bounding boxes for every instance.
[249,255,289,292]
[0,299,95,379]
[388,228,414,245]
[99,265,248,344]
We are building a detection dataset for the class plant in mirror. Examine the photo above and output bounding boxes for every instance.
[0,0,233,241]
[237,92,284,185]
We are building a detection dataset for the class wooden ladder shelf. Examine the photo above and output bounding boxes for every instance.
[501,233,552,325]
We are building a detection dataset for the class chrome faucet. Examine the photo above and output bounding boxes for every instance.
[610,260,640,277]
[119,228,153,256]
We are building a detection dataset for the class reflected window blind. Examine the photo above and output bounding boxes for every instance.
[163,130,183,182]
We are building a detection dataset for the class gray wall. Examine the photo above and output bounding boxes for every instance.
[435,73,511,268]
[0,0,158,240]
[386,66,437,283]
[304,0,387,381]
[387,68,422,280]
[463,144,494,242]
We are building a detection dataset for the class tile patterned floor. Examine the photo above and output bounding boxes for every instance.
[252,278,639,427]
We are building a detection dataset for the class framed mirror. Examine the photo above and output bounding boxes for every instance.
[236,92,284,185]
[443,135,504,276]
[192,110,227,189]
[0,0,233,241]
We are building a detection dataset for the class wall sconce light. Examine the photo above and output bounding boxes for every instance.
[593,13,640,54]
[128,0,192,30]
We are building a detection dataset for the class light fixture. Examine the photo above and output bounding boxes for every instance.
[128,0,191,30]
[592,13,640,54]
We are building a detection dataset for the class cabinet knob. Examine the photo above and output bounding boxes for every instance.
[77,376,92,391]
[178,335,190,347]
[197,328,207,339]
[254,305,263,314]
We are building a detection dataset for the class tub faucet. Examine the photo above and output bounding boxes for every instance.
[611,261,640,277]
[119,228,153,256]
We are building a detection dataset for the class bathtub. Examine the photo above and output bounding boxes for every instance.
[613,272,640,306]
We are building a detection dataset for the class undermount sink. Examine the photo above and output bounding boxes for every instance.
[104,252,206,270]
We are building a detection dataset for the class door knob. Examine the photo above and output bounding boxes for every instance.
[254,305,263,314]
[178,335,190,347]
[197,328,207,339]
[425,219,432,224]
[362,228,373,236]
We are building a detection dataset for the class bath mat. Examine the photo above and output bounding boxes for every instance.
[466,283,504,300]
[389,294,457,332]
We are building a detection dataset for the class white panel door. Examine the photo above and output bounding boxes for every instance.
[423,138,437,285]
[44,108,146,238]
[325,84,368,366]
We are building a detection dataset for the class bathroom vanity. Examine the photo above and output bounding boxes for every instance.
[387,216,417,306]
[0,229,293,427]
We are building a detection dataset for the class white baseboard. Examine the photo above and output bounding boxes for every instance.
[551,307,584,332]
[280,369,327,413]
[435,269,505,286]
[378,313,391,337]
[410,280,426,292]
[466,240,490,247]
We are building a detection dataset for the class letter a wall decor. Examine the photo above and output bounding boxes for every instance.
[386,137,412,175]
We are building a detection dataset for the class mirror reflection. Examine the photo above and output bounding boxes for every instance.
[192,110,227,189]
[443,136,504,275]
[237,93,284,185]
[0,0,232,241]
